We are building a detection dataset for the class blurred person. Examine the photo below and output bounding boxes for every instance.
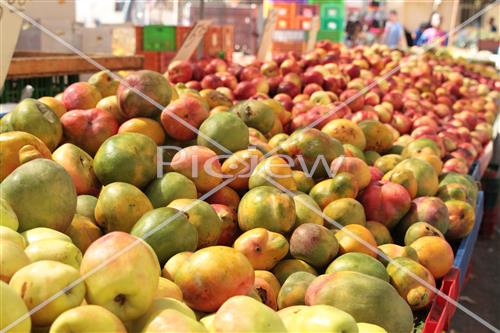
[382,10,406,48]
[417,12,447,46]
[489,17,497,33]
[414,21,431,45]
[345,13,363,47]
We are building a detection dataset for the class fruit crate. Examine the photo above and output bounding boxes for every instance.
[320,17,344,31]
[203,25,234,61]
[269,2,296,18]
[422,267,460,333]
[295,16,314,30]
[136,51,161,72]
[469,160,481,181]
[316,29,344,42]
[477,140,494,178]
[0,75,79,103]
[135,26,144,52]
[176,25,234,61]
[319,2,345,19]
[142,25,177,51]
[296,4,318,17]
[159,52,176,73]
[272,40,305,55]
[276,16,295,30]
[452,190,485,289]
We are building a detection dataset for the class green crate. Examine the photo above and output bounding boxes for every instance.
[317,29,344,42]
[309,0,343,4]
[143,25,176,51]
[320,17,344,31]
[320,2,345,19]
[0,75,79,103]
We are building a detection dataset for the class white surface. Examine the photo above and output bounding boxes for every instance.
[0,2,23,90]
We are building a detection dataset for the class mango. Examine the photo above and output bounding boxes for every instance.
[277,271,316,310]
[290,223,339,268]
[326,252,389,282]
[387,257,436,310]
[234,228,289,270]
[305,271,414,333]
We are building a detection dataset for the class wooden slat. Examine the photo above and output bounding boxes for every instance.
[7,54,144,78]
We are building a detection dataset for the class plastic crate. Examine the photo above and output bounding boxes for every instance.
[316,29,344,42]
[272,40,305,55]
[321,17,344,31]
[136,51,161,72]
[477,140,494,178]
[469,160,481,181]
[269,2,296,18]
[295,16,313,30]
[175,26,192,50]
[159,52,176,73]
[276,16,295,30]
[203,25,234,61]
[319,2,345,19]
[0,75,79,103]
[422,268,460,333]
[452,191,484,289]
[142,25,176,51]
[296,4,318,17]
[135,26,143,52]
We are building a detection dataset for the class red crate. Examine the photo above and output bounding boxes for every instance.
[276,16,295,29]
[203,25,234,61]
[295,16,313,30]
[270,2,295,17]
[136,50,161,72]
[272,40,305,56]
[159,51,176,73]
[135,26,143,52]
[422,268,460,333]
[175,26,192,50]
[176,25,234,61]
[296,4,317,17]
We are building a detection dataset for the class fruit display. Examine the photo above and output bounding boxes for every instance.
[0,40,498,333]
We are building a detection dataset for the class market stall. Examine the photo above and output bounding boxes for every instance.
[1,1,499,333]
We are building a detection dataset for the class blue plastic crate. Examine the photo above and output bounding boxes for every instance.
[469,160,481,181]
[452,190,484,288]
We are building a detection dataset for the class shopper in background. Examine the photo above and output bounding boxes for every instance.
[489,17,498,33]
[417,12,447,46]
[345,13,363,47]
[414,22,431,45]
[382,10,406,49]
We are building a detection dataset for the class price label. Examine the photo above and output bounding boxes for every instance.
[1,0,27,89]
[306,16,320,53]
[257,9,277,61]
[172,19,212,62]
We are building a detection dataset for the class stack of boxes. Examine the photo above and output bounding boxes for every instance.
[135,25,234,72]
[315,1,345,42]
[135,25,176,73]
[264,0,345,56]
